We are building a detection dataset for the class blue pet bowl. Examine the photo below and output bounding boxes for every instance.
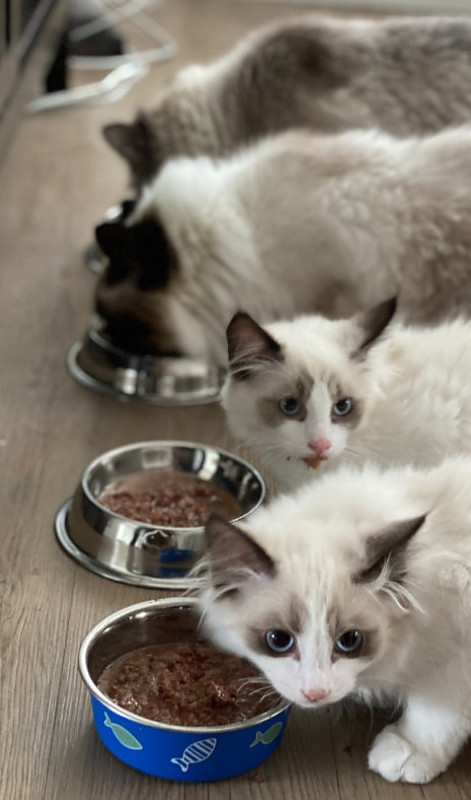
[78,597,291,782]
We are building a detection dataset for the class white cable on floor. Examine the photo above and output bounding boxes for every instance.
[25,0,178,113]
[68,0,150,43]
[26,61,150,112]
[69,8,177,70]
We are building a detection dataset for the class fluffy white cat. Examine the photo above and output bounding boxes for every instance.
[196,457,471,783]
[222,299,471,492]
[95,126,471,362]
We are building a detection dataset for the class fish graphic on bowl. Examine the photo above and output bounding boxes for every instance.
[79,598,291,781]
[171,738,218,773]
[103,712,143,751]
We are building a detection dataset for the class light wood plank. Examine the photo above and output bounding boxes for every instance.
[2,1,471,798]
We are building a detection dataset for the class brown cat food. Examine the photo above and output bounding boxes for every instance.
[302,455,326,469]
[97,470,242,527]
[97,641,279,726]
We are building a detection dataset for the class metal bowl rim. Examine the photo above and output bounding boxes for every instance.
[78,596,290,734]
[87,317,224,373]
[80,439,266,532]
[67,342,222,407]
[55,498,200,590]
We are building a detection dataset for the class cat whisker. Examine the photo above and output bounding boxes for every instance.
[237,674,270,684]
[235,676,269,691]
[257,689,281,705]
[342,444,385,462]
[235,676,273,694]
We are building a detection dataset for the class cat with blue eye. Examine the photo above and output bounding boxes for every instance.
[196,456,471,783]
[222,297,471,492]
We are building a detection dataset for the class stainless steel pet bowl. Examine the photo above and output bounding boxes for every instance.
[79,597,290,781]
[83,204,123,274]
[54,440,266,590]
[67,317,225,406]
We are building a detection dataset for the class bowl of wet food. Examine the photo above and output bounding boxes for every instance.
[67,316,225,406]
[79,597,290,781]
[54,440,265,589]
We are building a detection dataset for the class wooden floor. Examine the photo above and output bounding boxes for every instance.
[2,0,471,797]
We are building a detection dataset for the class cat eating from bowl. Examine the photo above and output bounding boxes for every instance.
[103,15,471,192]
[196,456,471,783]
[94,125,471,365]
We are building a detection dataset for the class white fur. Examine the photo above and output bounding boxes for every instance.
[223,313,471,492]
[197,457,471,783]
[128,125,471,364]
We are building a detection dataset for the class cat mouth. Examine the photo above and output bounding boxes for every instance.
[301,454,328,469]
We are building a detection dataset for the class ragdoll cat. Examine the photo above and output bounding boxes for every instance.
[222,298,471,493]
[95,125,471,364]
[103,15,471,191]
[196,456,471,783]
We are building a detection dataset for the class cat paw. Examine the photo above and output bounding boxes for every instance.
[368,726,440,784]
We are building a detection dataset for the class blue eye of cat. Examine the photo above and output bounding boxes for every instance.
[265,629,295,654]
[335,630,363,656]
[332,397,353,416]
[279,397,301,416]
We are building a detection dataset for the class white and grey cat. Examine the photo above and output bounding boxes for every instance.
[95,126,471,362]
[222,299,471,492]
[196,457,471,783]
[103,15,471,191]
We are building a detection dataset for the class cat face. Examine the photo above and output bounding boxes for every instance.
[222,299,396,472]
[94,215,187,356]
[199,504,425,709]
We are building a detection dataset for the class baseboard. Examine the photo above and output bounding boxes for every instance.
[224,0,471,15]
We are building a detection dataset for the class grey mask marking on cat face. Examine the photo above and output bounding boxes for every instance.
[260,374,314,427]
[246,599,306,658]
[329,380,364,429]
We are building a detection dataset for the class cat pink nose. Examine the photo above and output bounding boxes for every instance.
[308,437,332,455]
[301,688,331,703]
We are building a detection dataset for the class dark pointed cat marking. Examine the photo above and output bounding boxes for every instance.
[354,297,397,353]
[228,300,396,377]
[205,514,276,595]
[95,218,176,291]
[226,312,283,380]
[94,216,181,355]
[354,515,427,586]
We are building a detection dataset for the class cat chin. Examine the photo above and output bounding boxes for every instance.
[264,452,332,492]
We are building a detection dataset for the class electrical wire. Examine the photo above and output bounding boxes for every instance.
[25,0,178,113]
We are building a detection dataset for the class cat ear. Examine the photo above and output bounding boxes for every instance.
[204,514,276,595]
[102,122,134,157]
[102,116,157,183]
[103,117,151,160]
[351,297,397,354]
[226,312,283,380]
[354,514,426,586]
